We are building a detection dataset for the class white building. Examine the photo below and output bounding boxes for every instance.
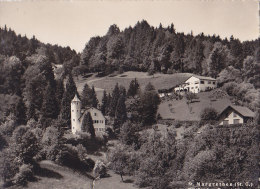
[174,75,217,93]
[71,95,106,134]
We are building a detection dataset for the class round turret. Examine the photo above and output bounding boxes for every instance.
[71,95,82,134]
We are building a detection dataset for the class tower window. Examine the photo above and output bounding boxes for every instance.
[73,119,75,121]
[94,113,97,116]
[72,110,74,112]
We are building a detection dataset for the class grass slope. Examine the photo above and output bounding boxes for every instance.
[159,90,232,121]
[75,71,192,102]
[10,160,137,189]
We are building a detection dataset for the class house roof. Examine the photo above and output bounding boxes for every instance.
[220,105,255,118]
[79,107,105,121]
[188,75,217,81]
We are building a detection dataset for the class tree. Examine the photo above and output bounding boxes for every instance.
[108,145,129,182]
[81,83,92,108]
[41,83,59,120]
[185,92,198,103]
[200,107,218,121]
[139,83,160,125]
[127,78,140,97]
[82,112,95,138]
[12,126,39,164]
[113,95,127,135]
[55,79,64,113]
[60,92,71,126]
[101,90,108,115]
[90,86,98,108]
[66,73,77,101]
[119,121,140,147]
[14,97,27,125]
[109,83,120,117]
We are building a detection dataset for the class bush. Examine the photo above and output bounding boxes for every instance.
[200,107,218,121]
[93,160,107,178]
[13,164,34,186]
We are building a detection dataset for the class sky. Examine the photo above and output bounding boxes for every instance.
[0,0,259,52]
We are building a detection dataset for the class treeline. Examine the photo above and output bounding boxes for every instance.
[0,26,80,78]
[80,20,259,81]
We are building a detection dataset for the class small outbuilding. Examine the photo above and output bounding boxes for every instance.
[218,105,255,125]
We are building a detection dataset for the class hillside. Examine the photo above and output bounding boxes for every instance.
[75,71,192,102]
[5,161,137,189]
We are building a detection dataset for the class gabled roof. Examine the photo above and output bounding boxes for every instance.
[220,105,255,118]
[188,75,216,81]
[79,107,105,121]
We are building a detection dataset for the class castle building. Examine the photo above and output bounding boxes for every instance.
[71,95,106,134]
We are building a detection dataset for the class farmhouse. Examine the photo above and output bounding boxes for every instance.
[71,95,106,134]
[174,75,217,93]
[218,105,255,125]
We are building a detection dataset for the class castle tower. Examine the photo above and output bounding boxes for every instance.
[71,94,81,134]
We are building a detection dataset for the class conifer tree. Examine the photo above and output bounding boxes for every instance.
[60,92,71,126]
[41,83,58,119]
[81,83,92,108]
[66,73,77,101]
[55,79,64,113]
[90,86,98,108]
[109,83,120,117]
[127,78,140,97]
[82,112,95,138]
[101,90,108,115]
[113,95,127,135]
[14,97,27,125]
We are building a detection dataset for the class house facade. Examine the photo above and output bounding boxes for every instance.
[174,75,217,93]
[218,105,254,125]
[71,95,106,134]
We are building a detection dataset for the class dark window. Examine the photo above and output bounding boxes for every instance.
[233,113,237,117]
[234,119,240,124]
[72,110,74,112]
[73,119,75,121]
[213,82,216,84]
[208,81,211,84]
[200,81,205,84]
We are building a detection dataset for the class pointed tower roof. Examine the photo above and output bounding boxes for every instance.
[72,94,81,102]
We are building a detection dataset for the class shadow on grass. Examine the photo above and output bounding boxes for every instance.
[34,167,63,179]
[123,179,134,183]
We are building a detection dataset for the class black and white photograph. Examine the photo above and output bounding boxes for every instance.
[0,0,259,188]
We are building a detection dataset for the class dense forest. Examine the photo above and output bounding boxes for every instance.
[80,20,259,84]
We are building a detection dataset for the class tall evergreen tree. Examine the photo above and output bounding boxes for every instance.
[114,95,127,135]
[82,112,95,138]
[127,78,140,97]
[14,97,27,125]
[139,82,160,126]
[101,90,108,115]
[60,92,71,126]
[55,79,64,113]
[109,83,120,117]
[90,86,98,108]
[66,73,77,101]
[81,83,92,108]
[41,82,59,119]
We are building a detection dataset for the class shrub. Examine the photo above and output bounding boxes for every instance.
[13,164,34,186]
[200,107,218,121]
[93,160,107,178]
